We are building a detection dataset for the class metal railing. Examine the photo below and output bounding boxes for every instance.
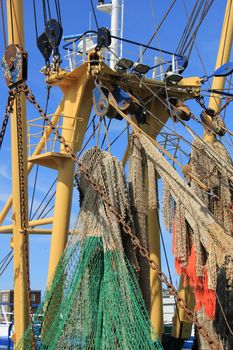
[62,30,185,80]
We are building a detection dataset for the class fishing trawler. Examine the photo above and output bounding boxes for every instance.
[0,0,233,349]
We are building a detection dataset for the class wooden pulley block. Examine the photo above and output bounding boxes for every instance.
[1,44,28,88]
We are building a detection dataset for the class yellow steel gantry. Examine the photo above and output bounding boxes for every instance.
[4,0,227,347]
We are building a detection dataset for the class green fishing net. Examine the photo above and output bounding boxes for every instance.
[16,237,162,349]
[16,148,163,350]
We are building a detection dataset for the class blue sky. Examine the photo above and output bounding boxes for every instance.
[0,0,231,294]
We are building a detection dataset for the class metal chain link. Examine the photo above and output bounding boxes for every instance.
[0,91,15,149]
[15,88,36,350]
[195,94,233,115]
[21,83,219,350]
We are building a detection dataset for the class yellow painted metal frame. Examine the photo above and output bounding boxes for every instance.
[2,1,205,345]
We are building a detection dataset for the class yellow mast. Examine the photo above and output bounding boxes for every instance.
[205,0,233,143]
[6,0,30,345]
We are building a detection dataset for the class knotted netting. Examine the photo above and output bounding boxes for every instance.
[16,147,163,350]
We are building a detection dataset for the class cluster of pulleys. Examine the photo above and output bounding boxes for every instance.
[93,80,147,124]
[37,19,63,69]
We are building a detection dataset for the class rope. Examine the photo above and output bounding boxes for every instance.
[41,204,55,219]
[0,250,13,271]
[29,165,39,220]
[42,0,48,27]
[46,0,52,20]
[90,0,99,30]
[142,0,177,57]
[78,118,101,157]
[0,255,13,277]
[36,191,56,220]
[31,178,57,220]
[54,0,62,24]
[32,0,38,39]
[177,0,214,58]
[102,116,111,152]
[29,86,51,220]
[101,119,111,148]
[105,125,128,151]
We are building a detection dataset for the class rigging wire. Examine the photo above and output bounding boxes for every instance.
[29,165,39,220]
[46,0,52,20]
[0,0,6,49]
[41,204,55,219]
[32,0,39,39]
[36,191,56,220]
[55,0,62,25]
[142,0,177,57]
[102,116,111,152]
[105,125,128,151]
[0,255,13,277]
[0,250,13,277]
[42,0,48,26]
[31,178,57,220]
[78,119,101,158]
[90,0,99,30]
[0,250,13,270]
[176,0,214,58]
[29,86,51,220]
[101,119,111,148]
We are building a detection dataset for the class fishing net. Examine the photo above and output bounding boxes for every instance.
[190,138,233,349]
[137,134,233,317]
[16,147,163,350]
[128,135,158,313]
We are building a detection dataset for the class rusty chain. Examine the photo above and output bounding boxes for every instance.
[0,91,15,149]
[20,82,219,349]
[195,94,233,115]
[14,88,36,350]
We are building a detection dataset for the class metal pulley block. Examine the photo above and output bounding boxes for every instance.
[167,97,191,122]
[96,27,111,50]
[93,84,110,117]
[108,85,147,123]
[201,108,225,136]
[37,19,63,67]
[37,32,53,64]
[45,19,63,49]
[2,44,28,88]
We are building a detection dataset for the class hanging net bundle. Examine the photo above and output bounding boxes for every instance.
[16,147,162,350]
[135,134,233,349]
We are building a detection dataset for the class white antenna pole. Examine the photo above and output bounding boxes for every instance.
[110,0,121,69]
[120,0,124,58]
